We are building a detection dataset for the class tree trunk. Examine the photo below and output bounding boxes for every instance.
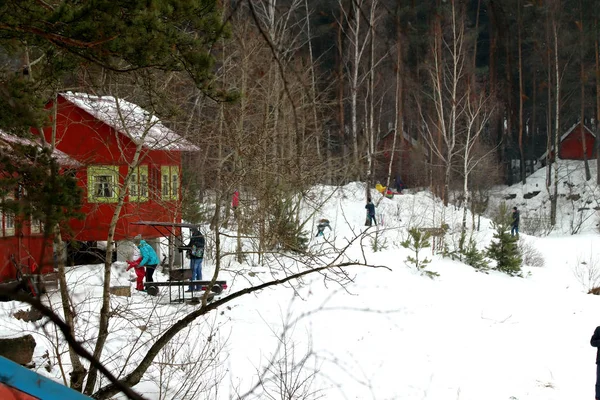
[580,1,591,180]
[596,17,600,185]
[350,0,361,178]
[505,33,514,184]
[84,108,149,394]
[366,1,377,190]
[550,15,560,227]
[472,0,482,71]
[305,0,321,167]
[518,0,526,183]
[545,10,553,190]
[387,2,403,189]
[531,65,536,174]
[47,106,86,391]
[337,5,346,182]
[54,227,87,391]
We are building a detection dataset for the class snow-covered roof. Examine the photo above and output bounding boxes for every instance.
[0,130,82,167]
[60,92,199,152]
[538,122,595,161]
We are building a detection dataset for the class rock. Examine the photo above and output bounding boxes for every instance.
[0,335,36,365]
[13,307,43,322]
[523,191,541,199]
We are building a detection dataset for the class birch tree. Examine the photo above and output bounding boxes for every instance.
[550,1,561,226]
[338,0,372,180]
[459,83,494,248]
[420,0,468,206]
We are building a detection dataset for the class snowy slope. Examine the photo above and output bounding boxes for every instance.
[1,165,600,400]
[488,160,600,235]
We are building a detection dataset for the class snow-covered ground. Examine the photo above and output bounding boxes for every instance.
[2,160,600,400]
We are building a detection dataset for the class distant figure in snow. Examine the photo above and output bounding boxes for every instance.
[135,235,159,283]
[315,219,331,237]
[365,198,376,226]
[395,176,405,194]
[511,206,520,238]
[375,182,386,194]
[591,326,600,399]
[232,190,239,210]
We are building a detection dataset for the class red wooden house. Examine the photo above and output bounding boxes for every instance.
[540,121,596,162]
[0,131,81,283]
[36,92,198,258]
[377,128,421,186]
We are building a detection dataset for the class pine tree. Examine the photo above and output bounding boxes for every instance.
[486,204,522,276]
[402,227,438,278]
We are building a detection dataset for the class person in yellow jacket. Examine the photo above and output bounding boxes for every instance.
[375,182,386,194]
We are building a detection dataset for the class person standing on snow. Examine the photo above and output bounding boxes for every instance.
[365,198,376,226]
[126,253,145,291]
[315,219,331,237]
[185,228,205,292]
[232,190,240,210]
[591,326,600,399]
[135,235,159,283]
[511,206,520,237]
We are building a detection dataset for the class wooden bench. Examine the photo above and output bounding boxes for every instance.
[144,280,228,303]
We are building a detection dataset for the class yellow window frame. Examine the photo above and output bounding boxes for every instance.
[30,216,42,234]
[161,166,179,200]
[128,165,149,202]
[87,165,120,203]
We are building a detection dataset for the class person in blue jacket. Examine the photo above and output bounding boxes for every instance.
[591,326,600,399]
[135,235,159,283]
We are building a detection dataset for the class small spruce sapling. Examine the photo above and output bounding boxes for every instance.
[370,229,388,252]
[463,239,489,271]
[486,203,522,276]
[401,228,438,278]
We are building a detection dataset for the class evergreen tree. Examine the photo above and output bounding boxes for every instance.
[463,239,489,271]
[402,227,438,278]
[486,203,522,276]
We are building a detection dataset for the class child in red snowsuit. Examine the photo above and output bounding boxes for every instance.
[127,257,145,291]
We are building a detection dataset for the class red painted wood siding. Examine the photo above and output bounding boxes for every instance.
[37,96,183,241]
[559,125,596,160]
[0,231,53,282]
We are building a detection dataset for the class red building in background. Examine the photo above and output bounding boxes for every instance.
[540,121,596,162]
[377,128,422,187]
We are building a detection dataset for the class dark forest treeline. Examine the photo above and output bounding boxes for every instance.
[1,0,599,222]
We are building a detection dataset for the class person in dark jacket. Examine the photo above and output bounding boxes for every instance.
[315,219,331,237]
[185,228,205,292]
[135,235,159,283]
[365,198,376,226]
[511,206,520,237]
[591,326,600,399]
[395,175,405,194]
